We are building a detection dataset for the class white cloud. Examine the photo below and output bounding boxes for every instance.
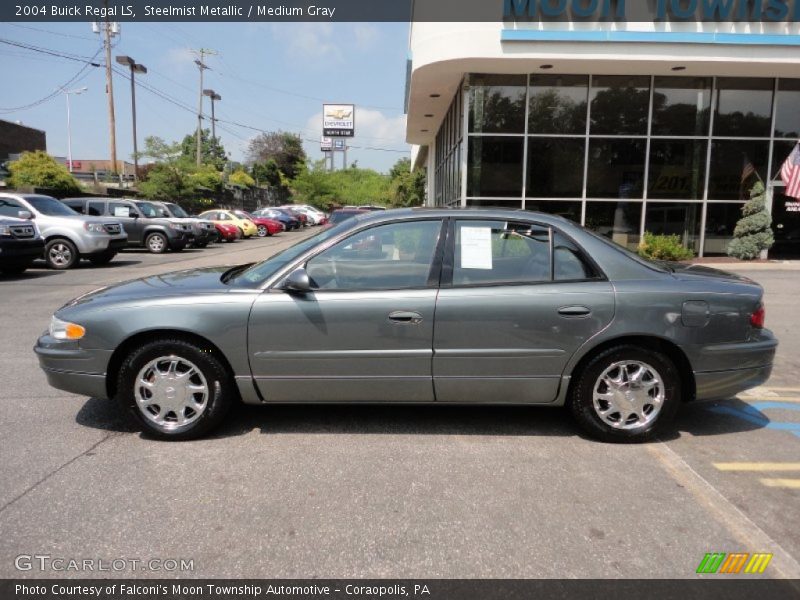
[270,23,342,62]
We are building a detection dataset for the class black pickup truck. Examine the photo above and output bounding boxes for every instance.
[0,217,45,275]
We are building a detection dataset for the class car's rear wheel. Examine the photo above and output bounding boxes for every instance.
[45,238,78,270]
[117,339,234,440]
[145,232,168,254]
[567,345,680,443]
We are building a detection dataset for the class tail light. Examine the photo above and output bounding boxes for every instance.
[750,305,765,329]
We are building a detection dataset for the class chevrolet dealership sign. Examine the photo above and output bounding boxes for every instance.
[323,104,355,137]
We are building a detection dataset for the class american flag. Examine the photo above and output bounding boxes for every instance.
[781,142,800,200]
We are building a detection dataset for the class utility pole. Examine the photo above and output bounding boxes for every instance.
[94,14,119,174]
[193,48,217,166]
[202,89,221,141]
[116,56,147,181]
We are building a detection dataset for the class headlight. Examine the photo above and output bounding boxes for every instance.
[49,316,86,340]
[83,223,106,233]
[0,225,10,237]
[168,223,181,230]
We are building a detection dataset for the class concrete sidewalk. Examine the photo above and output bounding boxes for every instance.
[691,260,800,271]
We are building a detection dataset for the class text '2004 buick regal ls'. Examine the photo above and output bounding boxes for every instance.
[34,208,777,442]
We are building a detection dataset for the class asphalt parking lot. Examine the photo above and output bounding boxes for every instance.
[0,234,798,580]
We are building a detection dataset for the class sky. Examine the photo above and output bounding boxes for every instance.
[0,21,411,173]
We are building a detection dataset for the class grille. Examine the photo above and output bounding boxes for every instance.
[103,223,122,235]
[10,225,35,239]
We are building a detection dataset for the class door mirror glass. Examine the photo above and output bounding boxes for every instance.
[17,210,33,220]
[283,267,313,293]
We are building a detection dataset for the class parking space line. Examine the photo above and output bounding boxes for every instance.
[714,463,800,472]
[647,443,800,580]
[760,478,800,489]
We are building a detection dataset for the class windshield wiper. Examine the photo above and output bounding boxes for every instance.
[220,263,254,283]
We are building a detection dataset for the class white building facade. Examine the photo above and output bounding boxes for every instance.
[406,8,800,257]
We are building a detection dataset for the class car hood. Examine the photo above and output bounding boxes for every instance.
[61,266,247,310]
[664,262,756,284]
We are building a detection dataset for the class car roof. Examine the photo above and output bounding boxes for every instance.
[344,207,575,227]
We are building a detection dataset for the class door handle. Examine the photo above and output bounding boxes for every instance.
[388,311,423,324]
[558,306,592,318]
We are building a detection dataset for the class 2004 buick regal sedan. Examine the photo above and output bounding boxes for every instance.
[35,208,777,442]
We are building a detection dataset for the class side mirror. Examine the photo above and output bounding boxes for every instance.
[283,267,313,294]
[18,210,33,220]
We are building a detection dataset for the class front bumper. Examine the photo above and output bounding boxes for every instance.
[34,334,112,399]
[0,237,45,264]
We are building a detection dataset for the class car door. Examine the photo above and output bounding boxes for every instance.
[248,218,446,403]
[107,201,141,244]
[433,218,615,404]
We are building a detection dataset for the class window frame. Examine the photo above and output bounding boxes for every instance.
[441,217,606,289]
[286,218,449,294]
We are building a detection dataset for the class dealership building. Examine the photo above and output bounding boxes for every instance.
[405,8,800,257]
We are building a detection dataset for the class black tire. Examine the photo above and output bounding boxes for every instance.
[256,224,268,238]
[116,338,235,440]
[195,241,208,248]
[88,251,116,266]
[145,232,168,254]
[567,345,680,443]
[45,238,79,270]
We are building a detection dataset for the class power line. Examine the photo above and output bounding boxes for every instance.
[5,23,98,41]
[0,38,102,65]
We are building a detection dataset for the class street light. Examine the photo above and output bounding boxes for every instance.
[116,55,147,180]
[202,89,222,141]
[58,86,87,172]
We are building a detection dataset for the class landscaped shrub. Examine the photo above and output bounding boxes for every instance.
[727,181,774,260]
[638,232,695,262]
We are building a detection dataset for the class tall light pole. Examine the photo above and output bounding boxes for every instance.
[192,48,216,166]
[202,89,221,141]
[116,55,147,181]
[59,86,87,172]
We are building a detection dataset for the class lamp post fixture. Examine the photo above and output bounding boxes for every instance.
[202,89,222,141]
[115,55,147,180]
[59,86,87,173]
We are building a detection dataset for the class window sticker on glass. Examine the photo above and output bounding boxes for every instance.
[460,226,493,270]
[113,207,129,217]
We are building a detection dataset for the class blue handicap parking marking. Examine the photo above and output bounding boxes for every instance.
[708,401,800,439]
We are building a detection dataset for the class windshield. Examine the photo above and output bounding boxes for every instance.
[136,202,160,218]
[230,221,355,287]
[233,210,252,220]
[25,195,78,217]
[166,203,189,218]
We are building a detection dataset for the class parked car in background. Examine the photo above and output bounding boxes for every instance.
[0,216,45,275]
[252,208,301,231]
[63,197,192,254]
[231,209,283,237]
[328,207,369,225]
[144,200,216,248]
[198,209,258,238]
[291,205,328,225]
[280,206,309,226]
[35,208,777,441]
[212,221,241,243]
[0,193,128,269]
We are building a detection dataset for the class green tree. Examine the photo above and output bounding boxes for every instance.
[180,129,227,170]
[229,169,255,187]
[7,151,80,193]
[290,160,338,209]
[388,158,426,207]
[727,180,775,260]
[250,159,283,188]
[246,131,306,180]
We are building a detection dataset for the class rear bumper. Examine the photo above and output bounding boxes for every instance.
[695,364,773,401]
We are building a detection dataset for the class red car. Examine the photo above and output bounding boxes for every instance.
[214,222,241,243]
[233,210,284,237]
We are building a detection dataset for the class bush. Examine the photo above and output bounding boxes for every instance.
[7,151,80,193]
[638,232,695,262]
[229,169,255,187]
[728,181,774,260]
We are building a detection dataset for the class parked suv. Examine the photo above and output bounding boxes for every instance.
[63,197,192,254]
[0,216,44,275]
[141,200,216,248]
[0,193,128,269]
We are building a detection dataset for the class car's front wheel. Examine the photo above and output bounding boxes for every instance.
[568,345,680,443]
[145,232,168,254]
[256,224,268,237]
[117,339,235,440]
[45,238,79,269]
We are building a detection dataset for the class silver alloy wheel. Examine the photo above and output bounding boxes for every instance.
[147,234,166,253]
[134,356,209,430]
[48,242,73,267]
[592,360,665,430]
